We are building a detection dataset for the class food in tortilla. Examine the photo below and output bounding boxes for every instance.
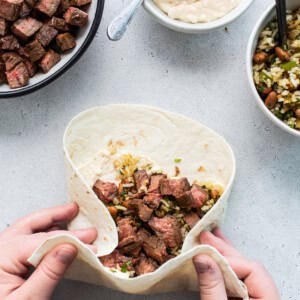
[94,154,222,276]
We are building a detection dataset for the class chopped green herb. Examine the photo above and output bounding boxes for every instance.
[120,191,126,198]
[110,269,117,273]
[119,170,124,175]
[289,122,296,128]
[280,61,298,71]
[174,158,182,163]
[121,261,131,273]
[259,71,271,83]
[268,53,276,63]
[258,85,265,93]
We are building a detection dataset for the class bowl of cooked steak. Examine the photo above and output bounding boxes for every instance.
[0,0,104,97]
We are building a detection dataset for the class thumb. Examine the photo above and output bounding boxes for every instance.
[193,254,227,300]
[21,244,78,299]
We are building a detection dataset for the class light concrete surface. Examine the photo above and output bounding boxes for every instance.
[0,0,299,299]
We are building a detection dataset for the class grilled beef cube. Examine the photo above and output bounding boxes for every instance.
[135,255,158,276]
[64,7,88,27]
[0,35,19,50]
[0,17,9,36]
[177,184,208,209]
[12,17,42,40]
[23,58,36,77]
[137,228,151,243]
[39,49,60,73]
[0,0,23,21]
[6,61,29,88]
[47,16,69,31]
[93,180,118,204]
[148,174,167,193]
[183,211,200,229]
[100,250,135,270]
[133,170,149,191]
[35,0,61,17]
[2,52,22,70]
[25,0,36,6]
[24,39,45,62]
[35,24,58,47]
[143,193,162,209]
[143,235,168,264]
[59,0,69,12]
[19,1,32,18]
[160,177,191,199]
[0,61,7,83]
[69,0,91,6]
[148,215,183,248]
[56,32,75,51]
[130,199,153,222]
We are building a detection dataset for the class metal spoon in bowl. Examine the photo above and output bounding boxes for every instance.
[107,0,143,41]
[275,0,288,46]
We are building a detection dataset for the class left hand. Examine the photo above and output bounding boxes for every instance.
[0,203,97,299]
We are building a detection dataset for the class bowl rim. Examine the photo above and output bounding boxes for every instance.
[246,3,300,137]
[0,0,105,99]
[143,0,255,33]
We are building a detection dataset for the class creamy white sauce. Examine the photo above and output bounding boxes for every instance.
[153,0,241,24]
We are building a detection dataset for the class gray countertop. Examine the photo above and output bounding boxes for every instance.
[0,0,299,299]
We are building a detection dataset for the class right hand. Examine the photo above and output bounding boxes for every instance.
[193,228,280,300]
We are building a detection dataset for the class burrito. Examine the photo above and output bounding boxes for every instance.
[28,104,248,298]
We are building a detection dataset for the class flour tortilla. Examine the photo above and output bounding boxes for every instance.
[28,104,248,298]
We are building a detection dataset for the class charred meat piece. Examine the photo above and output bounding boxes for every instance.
[59,0,69,11]
[143,193,162,209]
[23,58,36,77]
[143,235,168,264]
[130,199,153,222]
[137,228,151,243]
[93,180,118,204]
[2,52,22,70]
[6,61,29,88]
[0,60,7,83]
[39,48,60,73]
[47,16,69,31]
[56,32,76,51]
[35,0,61,17]
[12,17,43,40]
[133,170,149,191]
[25,0,36,6]
[24,39,45,62]
[35,24,58,47]
[0,17,9,36]
[64,7,88,27]
[148,174,167,193]
[70,0,91,6]
[0,35,19,50]
[0,0,23,21]
[135,255,158,276]
[160,177,191,198]
[100,250,134,270]
[183,211,200,229]
[148,215,183,248]
[176,184,208,209]
[19,1,32,18]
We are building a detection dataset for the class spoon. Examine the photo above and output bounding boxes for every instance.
[275,0,288,46]
[107,0,143,41]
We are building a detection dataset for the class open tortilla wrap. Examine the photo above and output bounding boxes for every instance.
[28,104,248,298]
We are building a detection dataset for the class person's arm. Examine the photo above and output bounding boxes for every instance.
[0,203,97,300]
[193,228,280,300]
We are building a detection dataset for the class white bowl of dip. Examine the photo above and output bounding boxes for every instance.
[143,0,254,34]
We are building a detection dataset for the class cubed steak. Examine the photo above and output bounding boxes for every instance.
[0,0,23,21]
[93,180,118,204]
[133,170,149,191]
[56,32,76,51]
[130,199,153,222]
[19,1,32,18]
[2,52,22,70]
[5,61,29,88]
[70,0,91,6]
[0,35,19,50]
[183,211,200,229]
[12,17,42,40]
[148,215,183,248]
[137,228,151,243]
[0,60,7,83]
[143,235,168,264]
[24,0,36,6]
[47,17,69,31]
[59,0,70,12]
[148,174,167,193]
[35,0,61,17]
[100,250,134,270]
[160,177,191,198]
[135,255,158,276]
[0,17,8,36]
[177,184,208,209]
[143,193,162,209]
[24,39,45,62]
[39,48,60,73]
[64,7,88,27]
[23,58,36,77]
[35,24,58,47]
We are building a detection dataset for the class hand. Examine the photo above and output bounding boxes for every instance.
[0,203,97,300]
[193,228,280,300]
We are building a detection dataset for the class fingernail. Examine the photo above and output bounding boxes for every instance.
[195,261,210,274]
[56,247,77,264]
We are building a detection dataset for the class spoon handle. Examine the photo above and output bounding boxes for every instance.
[275,0,288,46]
[107,0,144,41]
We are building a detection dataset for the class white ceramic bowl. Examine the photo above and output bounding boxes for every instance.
[143,0,254,34]
[246,0,300,137]
[0,0,104,98]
